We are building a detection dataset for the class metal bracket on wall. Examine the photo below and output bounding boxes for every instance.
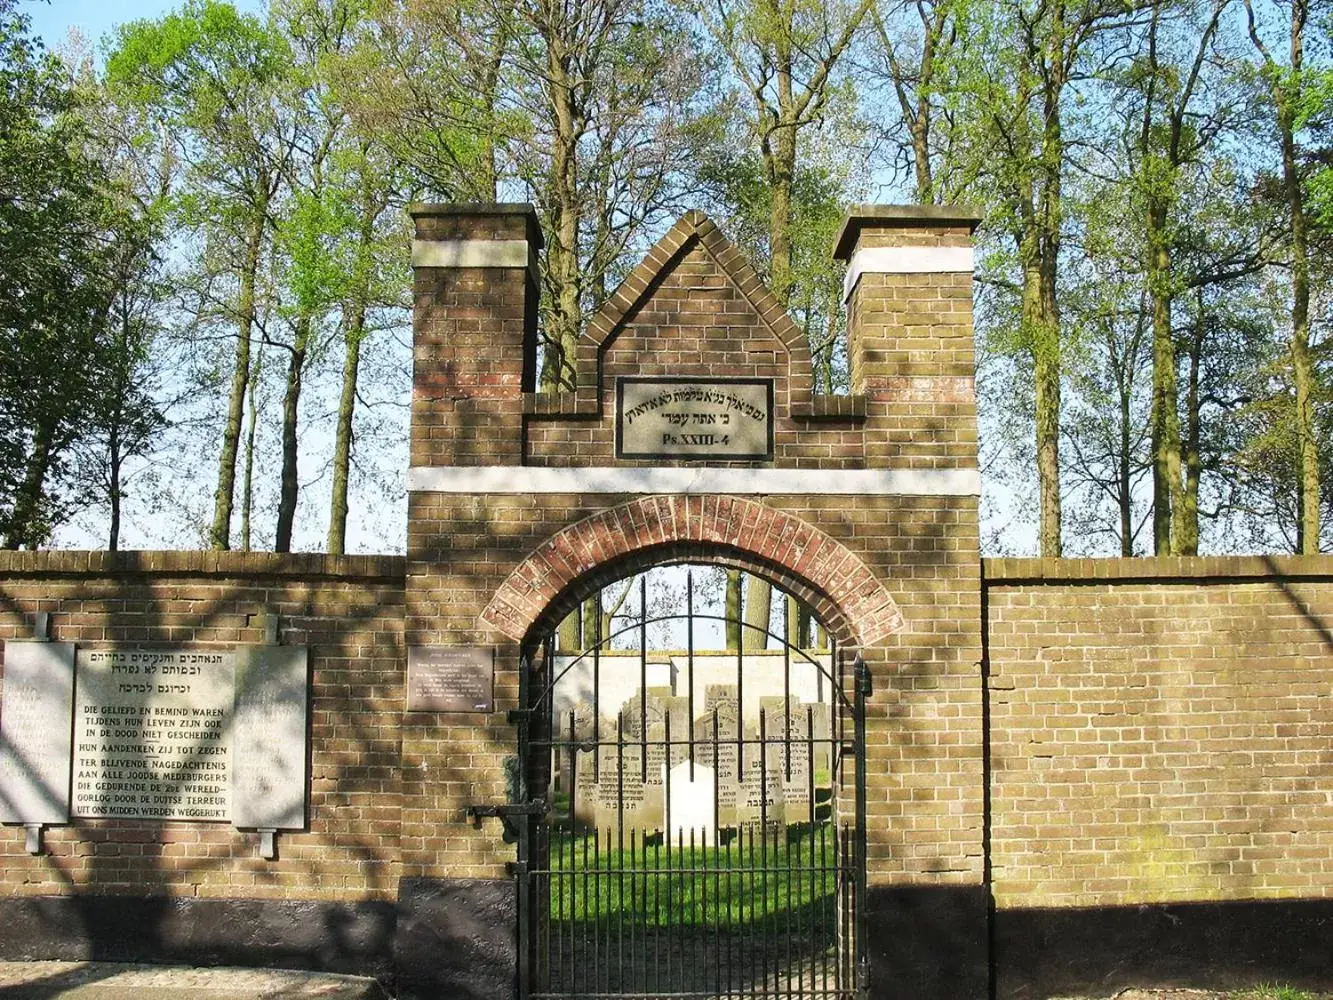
[24,824,43,855]
[264,615,280,645]
[33,612,49,641]
[257,829,277,860]
[465,800,546,843]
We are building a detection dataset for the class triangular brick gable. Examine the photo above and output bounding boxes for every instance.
[573,211,818,416]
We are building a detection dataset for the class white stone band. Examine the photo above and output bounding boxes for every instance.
[412,239,530,268]
[843,245,974,301]
[407,466,981,496]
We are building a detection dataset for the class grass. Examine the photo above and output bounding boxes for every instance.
[1239,988,1325,1000]
[538,822,844,927]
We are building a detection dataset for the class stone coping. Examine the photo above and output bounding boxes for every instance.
[833,203,983,259]
[984,553,1333,583]
[0,550,406,581]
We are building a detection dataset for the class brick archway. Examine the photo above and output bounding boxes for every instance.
[480,495,904,646]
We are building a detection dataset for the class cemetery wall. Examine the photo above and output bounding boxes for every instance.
[984,554,1333,997]
[0,550,404,975]
[3,202,1331,998]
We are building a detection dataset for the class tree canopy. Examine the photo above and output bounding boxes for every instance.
[1,0,1328,557]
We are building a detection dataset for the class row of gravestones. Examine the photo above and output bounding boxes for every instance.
[563,685,833,839]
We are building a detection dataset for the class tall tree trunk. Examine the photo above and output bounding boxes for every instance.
[5,422,54,550]
[328,304,363,555]
[107,420,122,552]
[786,594,812,648]
[1247,0,1317,552]
[240,346,263,553]
[328,170,383,555]
[1148,202,1182,555]
[210,197,267,550]
[1179,300,1203,555]
[542,24,581,391]
[1284,3,1318,553]
[1025,259,1062,556]
[1118,360,1134,557]
[766,121,796,304]
[274,313,312,552]
[725,570,743,650]
[742,573,771,650]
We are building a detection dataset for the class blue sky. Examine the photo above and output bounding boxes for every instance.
[22,0,264,52]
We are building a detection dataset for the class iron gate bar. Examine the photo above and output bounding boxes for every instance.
[521,596,866,1000]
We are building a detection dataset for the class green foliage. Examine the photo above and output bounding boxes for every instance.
[105,0,290,123]
[1241,986,1324,1000]
[0,0,149,547]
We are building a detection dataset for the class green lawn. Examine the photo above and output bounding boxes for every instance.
[538,822,845,927]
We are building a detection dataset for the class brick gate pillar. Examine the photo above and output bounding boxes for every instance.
[409,203,542,467]
[397,204,543,1000]
[833,206,990,1000]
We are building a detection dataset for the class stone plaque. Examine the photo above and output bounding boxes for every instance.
[72,649,234,821]
[617,378,773,459]
[0,641,76,824]
[407,646,494,712]
[232,647,308,829]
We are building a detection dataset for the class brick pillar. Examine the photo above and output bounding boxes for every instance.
[833,205,981,472]
[834,206,990,1000]
[409,203,542,467]
[399,205,541,999]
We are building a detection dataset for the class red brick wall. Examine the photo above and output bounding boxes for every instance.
[0,552,404,902]
[985,556,1333,909]
[405,205,987,886]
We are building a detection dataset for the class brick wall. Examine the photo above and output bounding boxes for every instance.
[0,551,405,903]
[410,205,540,468]
[405,204,987,889]
[985,555,1333,910]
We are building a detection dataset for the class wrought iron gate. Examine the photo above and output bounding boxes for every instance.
[508,575,869,1000]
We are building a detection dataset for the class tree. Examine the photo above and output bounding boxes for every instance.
[955,0,1143,557]
[695,0,873,306]
[1244,0,1324,552]
[107,0,295,550]
[868,0,971,203]
[0,0,138,548]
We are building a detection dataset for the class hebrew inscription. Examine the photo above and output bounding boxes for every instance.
[617,378,773,459]
[73,650,235,821]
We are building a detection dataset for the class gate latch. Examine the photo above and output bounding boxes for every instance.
[465,800,547,841]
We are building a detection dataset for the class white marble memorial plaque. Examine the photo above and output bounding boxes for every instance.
[617,378,773,459]
[232,647,308,829]
[0,641,75,824]
[72,649,234,821]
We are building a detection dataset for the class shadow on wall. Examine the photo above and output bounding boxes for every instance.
[1264,554,1333,654]
[994,897,1333,999]
[0,556,408,981]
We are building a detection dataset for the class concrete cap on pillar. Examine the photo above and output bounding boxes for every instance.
[408,202,545,251]
[833,204,981,261]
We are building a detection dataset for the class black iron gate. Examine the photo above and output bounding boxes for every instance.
[508,575,869,1000]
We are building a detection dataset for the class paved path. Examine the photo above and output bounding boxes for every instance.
[0,962,390,999]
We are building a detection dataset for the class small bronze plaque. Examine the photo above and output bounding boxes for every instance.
[617,377,774,460]
[407,646,494,712]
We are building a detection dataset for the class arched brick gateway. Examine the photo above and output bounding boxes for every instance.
[479,494,906,646]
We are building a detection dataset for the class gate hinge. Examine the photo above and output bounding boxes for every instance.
[466,799,547,841]
[856,954,871,996]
